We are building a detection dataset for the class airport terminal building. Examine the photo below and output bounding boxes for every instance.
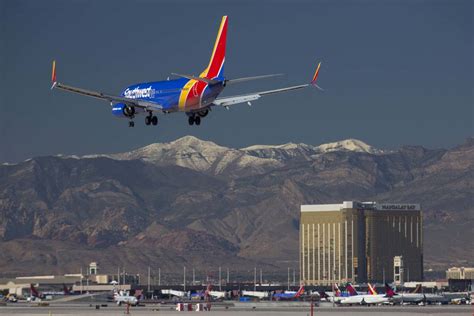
[300,201,423,285]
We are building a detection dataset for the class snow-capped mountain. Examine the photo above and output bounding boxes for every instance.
[99,136,386,176]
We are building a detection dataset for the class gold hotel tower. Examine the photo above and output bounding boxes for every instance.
[300,201,423,285]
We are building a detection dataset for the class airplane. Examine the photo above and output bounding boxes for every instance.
[273,285,305,300]
[114,289,139,306]
[337,283,389,305]
[50,15,322,127]
[384,283,448,305]
[322,283,346,303]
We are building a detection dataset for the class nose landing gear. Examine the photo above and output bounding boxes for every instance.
[145,112,158,126]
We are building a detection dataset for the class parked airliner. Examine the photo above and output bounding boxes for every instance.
[51,16,322,127]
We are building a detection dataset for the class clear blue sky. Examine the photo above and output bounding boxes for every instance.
[1,0,472,162]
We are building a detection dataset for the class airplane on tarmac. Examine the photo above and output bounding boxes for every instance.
[51,16,322,127]
[337,283,389,305]
[273,285,305,300]
[113,289,139,306]
[384,283,448,305]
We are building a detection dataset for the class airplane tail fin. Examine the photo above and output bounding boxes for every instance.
[295,285,305,298]
[368,283,378,295]
[346,283,358,296]
[334,283,341,297]
[310,62,323,91]
[51,60,58,89]
[30,284,40,297]
[200,16,228,80]
[385,283,397,297]
[63,283,71,295]
[412,284,422,293]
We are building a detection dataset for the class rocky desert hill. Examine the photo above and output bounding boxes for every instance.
[0,136,472,279]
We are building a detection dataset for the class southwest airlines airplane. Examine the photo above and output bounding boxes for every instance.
[51,16,322,127]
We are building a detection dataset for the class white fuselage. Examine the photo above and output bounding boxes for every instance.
[339,294,388,305]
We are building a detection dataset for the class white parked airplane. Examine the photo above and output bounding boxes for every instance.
[338,283,389,305]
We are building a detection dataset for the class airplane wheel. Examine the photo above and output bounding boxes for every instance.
[188,116,195,125]
[152,116,158,125]
[129,121,135,127]
[145,116,151,125]
[195,116,201,126]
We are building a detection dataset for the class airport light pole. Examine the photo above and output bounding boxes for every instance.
[158,268,161,286]
[219,266,222,291]
[184,266,186,293]
[227,268,229,284]
[260,269,262,285]
[192,268,195,285]
[287,267,290,291]
[254,267,257,291]
[147,266,151,293]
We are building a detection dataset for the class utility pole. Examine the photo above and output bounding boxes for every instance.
[287,267,290,290]
[117,267,120,286]
[227,268,229,284]
[158,268,161,286]
[293,268,296,286]
[383,267,385,285]
[219,266,222,291]
[192,268,195,285]
[147,266,151,293]
[80,267,83,294]
[123,267,125,285]
[254,267,257,291]
[183,266,186,292]
[260,269,262,285]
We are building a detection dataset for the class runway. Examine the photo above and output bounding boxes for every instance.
[0,302,471,316]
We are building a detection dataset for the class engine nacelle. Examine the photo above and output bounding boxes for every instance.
[112,103,135,118]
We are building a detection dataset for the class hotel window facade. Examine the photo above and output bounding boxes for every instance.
[300,201,423,285]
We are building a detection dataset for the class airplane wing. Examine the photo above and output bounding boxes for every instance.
[50,61,163,111]
[225,73,284,85]
[213,62,321,107]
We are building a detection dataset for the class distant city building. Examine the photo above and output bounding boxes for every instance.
[446,267,474,280]
[89,262,98,275]
[393,256,404,285]
[300,201,423,285]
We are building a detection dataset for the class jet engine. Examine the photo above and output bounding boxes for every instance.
[112,103,135,118]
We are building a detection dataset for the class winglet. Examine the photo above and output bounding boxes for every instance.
[311,62,323,91]
[51,60,57,90]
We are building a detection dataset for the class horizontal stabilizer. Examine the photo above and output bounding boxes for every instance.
[171,73,220,85]
[225,73,284,85]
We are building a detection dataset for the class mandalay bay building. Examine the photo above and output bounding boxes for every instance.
[300,201,423,285]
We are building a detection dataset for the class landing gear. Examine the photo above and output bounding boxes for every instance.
[129,121,135,127]
[187,111,206,126]
[145,112,158,126]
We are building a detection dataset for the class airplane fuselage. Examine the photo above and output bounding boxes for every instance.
[112,78,225,118]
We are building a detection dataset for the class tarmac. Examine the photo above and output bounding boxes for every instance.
[0,302,472,316]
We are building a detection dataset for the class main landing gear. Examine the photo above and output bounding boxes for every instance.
[145,112,158,126]
[188,115,201,126]
[187,109,208,126]
[129,121,135,127]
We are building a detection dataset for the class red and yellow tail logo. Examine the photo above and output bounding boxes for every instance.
[201,15,228,79]
[368,283,378,295]
[295,285,305,298]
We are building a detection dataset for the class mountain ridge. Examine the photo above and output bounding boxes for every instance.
[0,136,472,276]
